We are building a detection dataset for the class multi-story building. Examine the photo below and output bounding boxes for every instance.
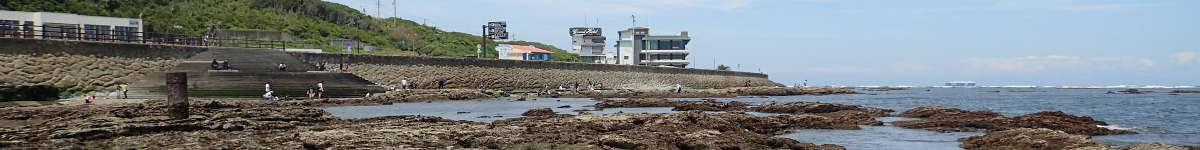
[614,27,690,68]
[568,27,615,64]
[0,10,143,41]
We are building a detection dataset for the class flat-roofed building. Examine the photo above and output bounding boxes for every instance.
[496,44,554,61]
[614,27,690,68]
[569,27,615,64]
[0,10,143,41]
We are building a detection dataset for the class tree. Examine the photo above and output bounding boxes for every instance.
[388,27,427,55]
[717,65,731,71]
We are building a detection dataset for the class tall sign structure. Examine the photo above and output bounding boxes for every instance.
[481,21,508,58]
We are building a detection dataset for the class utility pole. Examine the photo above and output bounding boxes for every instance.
[481,25,487,58]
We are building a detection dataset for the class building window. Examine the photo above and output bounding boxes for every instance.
[114,26,138,41]
[83,24,112,41]
[0,20,18,37]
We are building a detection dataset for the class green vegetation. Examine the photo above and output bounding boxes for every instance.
[718,65,731,71]
[0,0,576,61]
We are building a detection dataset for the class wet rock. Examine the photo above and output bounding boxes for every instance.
[672,101,748,111]
[492,111,847,150]
[1006,111,1135,135]
[1169,90,1200,94]
[521,108,555,116]
[959,128,1107,150]
[556,105,571,108]
[1118,143,1191,150]
[1119,89,1145,94]
[895,106,1135,135]
[751,101,893,115]
[594,98,676,108]
[897,106,1001,119]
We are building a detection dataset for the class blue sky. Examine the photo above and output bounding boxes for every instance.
[328,0,1199,86]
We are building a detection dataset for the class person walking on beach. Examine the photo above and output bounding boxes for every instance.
[118,83,129,99]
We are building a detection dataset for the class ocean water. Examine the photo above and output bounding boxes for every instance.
[324,88,1200,149]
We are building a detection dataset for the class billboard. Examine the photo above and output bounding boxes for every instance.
[569,27,602,36]
[487,21,508,39]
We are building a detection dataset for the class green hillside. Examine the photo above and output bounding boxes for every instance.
[0,0,578,61]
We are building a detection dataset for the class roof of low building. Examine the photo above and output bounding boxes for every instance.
[511,45,554,54]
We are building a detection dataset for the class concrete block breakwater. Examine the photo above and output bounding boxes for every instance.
[291,53,780,89]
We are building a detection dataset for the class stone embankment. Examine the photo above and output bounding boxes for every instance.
[893,106,1134,136]
[347,64,779,90]
[0,53,178,94]
[0,99,847,149]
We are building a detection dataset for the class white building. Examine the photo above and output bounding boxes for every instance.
[569,27,616,64]
[614,27,690,68]
[0,10,143,41]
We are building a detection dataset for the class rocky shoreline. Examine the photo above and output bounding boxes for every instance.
[2,91,1196,149]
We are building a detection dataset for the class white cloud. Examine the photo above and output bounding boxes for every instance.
[967,55,1154,73]
[1174,51,1200,64]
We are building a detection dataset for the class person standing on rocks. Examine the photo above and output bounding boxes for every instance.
[675,84,683,93]
[437,79,446,89]
[277,63,287,71]
[118,83,129,99]
[400,78,409,90]
[264,82,272,92]
[316,81,325,99]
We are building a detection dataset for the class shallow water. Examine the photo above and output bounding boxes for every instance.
[325,88,1200,149]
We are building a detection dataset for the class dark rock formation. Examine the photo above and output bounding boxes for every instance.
[895,106,1134,135]
[592,98,750,111]
[521,108,556,116]
[961,128,1195,150]
[959,128,1107,150]
[1169,90,1200,94]
[751,101,893,116]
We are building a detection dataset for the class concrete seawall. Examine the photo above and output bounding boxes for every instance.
[0,38,205,100]
[290,53,781,89]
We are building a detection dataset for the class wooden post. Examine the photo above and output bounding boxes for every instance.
[166,72,189,119]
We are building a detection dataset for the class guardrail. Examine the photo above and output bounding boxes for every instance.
[0,25,313,49]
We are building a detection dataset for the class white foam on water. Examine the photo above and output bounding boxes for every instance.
[1099,125,1135,131]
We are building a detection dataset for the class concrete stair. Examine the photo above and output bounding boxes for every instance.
[127,48,384,99]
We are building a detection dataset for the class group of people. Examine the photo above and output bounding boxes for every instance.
[261,81,326,101]
[210,59,232,70]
